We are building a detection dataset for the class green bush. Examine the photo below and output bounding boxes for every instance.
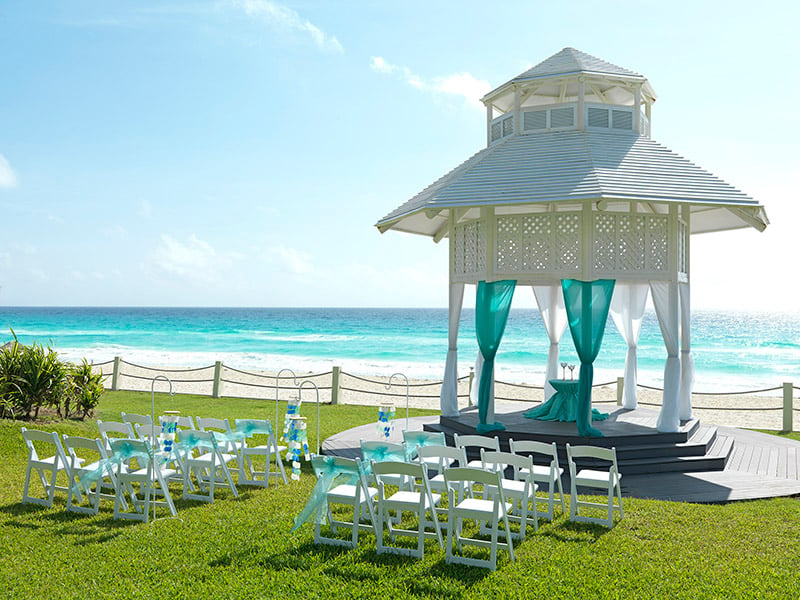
[0,330,103,421]
[65,358,104,420]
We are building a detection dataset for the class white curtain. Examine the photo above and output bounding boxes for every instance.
[469,350,494,423]
[610,283,649,409]
[651,281,680,433]
[679,282,694,420]
[532,284,568,400]
[440,282,465,417]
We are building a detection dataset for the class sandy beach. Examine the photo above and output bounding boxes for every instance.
[94,361,796,432]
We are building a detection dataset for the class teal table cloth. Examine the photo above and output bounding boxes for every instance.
[524,379,609,424]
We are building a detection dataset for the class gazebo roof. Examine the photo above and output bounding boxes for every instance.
[513,47,643,82]
[376,130,768,237]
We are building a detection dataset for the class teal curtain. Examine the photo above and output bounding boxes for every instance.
[475,280,516,433]
[562,279,615,437]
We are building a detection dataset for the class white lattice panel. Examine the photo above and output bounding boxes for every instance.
[453,220,485,278]
[678,221,688,275]
[646,216,668,272]
[556,213,581,271]
[454,209,673,282]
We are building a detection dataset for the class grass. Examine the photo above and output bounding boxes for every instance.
[1,391,799,599]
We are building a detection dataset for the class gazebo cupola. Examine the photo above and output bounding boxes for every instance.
[376,47,768,435]
[484,46,656,145]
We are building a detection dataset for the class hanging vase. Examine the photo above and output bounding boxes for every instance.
[285,415,310,481]
[159,411,180,456]
[376,403,396,439]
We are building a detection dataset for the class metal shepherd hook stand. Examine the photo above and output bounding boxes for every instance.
[149,374,178,524]
[386,372,409,432]
[274,368,299,489]
[298,380,321,455]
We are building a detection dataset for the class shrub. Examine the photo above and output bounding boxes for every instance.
[66,359,105,420]
[0,330,103,421]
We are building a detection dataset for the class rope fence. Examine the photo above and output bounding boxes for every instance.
[91,356,799,431]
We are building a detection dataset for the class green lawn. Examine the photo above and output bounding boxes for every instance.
[1,391,799,599]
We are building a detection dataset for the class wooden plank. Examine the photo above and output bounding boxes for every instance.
[777,446,788,479]
[767,447,780,478]
[727,444,745,471]
[739,444,754,474]
[756,447,771,476]
[788,447,798,480]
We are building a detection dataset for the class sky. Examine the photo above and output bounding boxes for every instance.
[0,1,798,311]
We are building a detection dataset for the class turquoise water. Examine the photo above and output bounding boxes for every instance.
[1,307,798,392]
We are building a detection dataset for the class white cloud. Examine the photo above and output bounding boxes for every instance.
[234,0,343,54]
[153,234,242,282]
[138,199,153,219]
[271,245,314,274]
[0,155,18,188]
[370,56,491,110]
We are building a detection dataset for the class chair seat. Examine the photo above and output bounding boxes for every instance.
[328,484,378,503]
[574,468,621,488]
[130,467,178,479]
[242,444,287,455]
[487,479,537,497]
[466,459,482,469]
[454,497,512,518]
[520,464,563,479]
[385,490,441,509]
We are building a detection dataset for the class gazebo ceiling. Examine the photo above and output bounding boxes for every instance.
[376,130,768,239]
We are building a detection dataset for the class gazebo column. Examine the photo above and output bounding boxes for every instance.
[440,282,465,417]
[651,281,681,432]
[610,282,649,409]
[679,282,694,420]
[532,284,567,401]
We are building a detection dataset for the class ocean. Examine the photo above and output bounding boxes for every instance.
[1,307,798,393]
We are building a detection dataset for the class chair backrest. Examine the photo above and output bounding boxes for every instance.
[311,454,361,477]
[402,431,446,457]
[196,417,235,452]
[181,430,217,457]
[234,418,274,438]
[21,427,67,465]
[453,434,500,452]
[444,466,502,488]
[566,444,619,474]
[416,444,467,469]
[109,438,152,472]
[372,459,426,480]
[121,412,152,428]
[481,450,534,478]
[508,439,558,459]
[62,435,104,468]
[360,440,407,462]
[175,416,195,430]
[135,424,163,448]
[98,420,135,442]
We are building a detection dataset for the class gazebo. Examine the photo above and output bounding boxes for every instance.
[376,47,768,436]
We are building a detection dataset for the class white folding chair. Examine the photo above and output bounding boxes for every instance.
[233,419,287,486]
[21,427,74,508]
[402,430,449,473]
[121,412,152,435]
[453,433,500,469]
[415,445,467,508]
[443,466,515,571]
[310,455,377,548]
[509,439,566,521]
[181,430,239,503]
[480,449,538,538]
[360,440,408,489]
[196,417,243,476]
[62,435,123,515]
[111,438,177,522]
[97,420,135,454]
[176,416,196,431]
[372,460,443,559]
[566,444,623,528]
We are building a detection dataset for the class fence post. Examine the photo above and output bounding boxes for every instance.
[783,382,793,433]
[331,366,341,405]
[212,361,222,399]
[111,356,121,391]
[468,367,475,406]
[616,376,624,406]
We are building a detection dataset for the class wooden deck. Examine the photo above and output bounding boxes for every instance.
[322,402,800,503]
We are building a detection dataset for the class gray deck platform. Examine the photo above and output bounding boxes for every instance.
[321,402,800,504]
